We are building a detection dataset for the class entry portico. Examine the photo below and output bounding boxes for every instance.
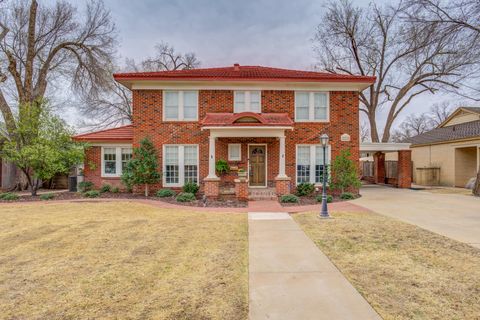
[201,112,293,198]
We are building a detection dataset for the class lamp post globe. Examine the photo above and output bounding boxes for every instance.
[319,134,330,218]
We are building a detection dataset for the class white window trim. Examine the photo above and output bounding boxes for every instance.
[162,90,199,121]
[294,91,330,122]
[234,90,262,113]
[295,144,331,185]
[162,144,199,187]
[101,145,132,178]
[228,143,242,161]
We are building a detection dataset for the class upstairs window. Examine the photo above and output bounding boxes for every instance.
[295,92,329,122]
[163,91,198,121]
[234,91,261,113]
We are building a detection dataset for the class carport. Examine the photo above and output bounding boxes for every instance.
[360,142,412,188]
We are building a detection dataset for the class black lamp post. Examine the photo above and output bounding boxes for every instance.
[319,133,330,218]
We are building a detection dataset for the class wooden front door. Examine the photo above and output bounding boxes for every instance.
[249,145,266,187]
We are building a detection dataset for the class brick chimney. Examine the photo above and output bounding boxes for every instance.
[233,63,240,71]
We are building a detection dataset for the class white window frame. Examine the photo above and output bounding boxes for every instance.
[295,144,331,185]
[294,91,329,122]
[162,90,199,121]
[162,144,199,187]
[228,144,242,161]
[101,145,133,178]
[234,90,262,113]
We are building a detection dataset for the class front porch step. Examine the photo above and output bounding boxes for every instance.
[248,188,278,201]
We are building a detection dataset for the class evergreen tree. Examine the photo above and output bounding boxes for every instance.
[330,149,361,194]
[121,137,161,196]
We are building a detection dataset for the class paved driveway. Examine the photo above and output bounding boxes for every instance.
[354,185,480,249]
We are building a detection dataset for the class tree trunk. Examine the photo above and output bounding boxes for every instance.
[368,112,380,142]
[145,184,149,197]
[473,167,480,197]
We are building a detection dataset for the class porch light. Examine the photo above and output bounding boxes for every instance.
[319,133,330,218]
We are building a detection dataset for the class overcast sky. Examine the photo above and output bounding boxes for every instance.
[68,0,458,132]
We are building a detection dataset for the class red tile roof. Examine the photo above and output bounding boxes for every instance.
[73,125,133,142]
[201,112,294,127]
[114,65,376,83]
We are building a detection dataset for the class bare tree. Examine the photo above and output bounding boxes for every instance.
[0,0,116,137]
[391,113,433,142]
[360,121,370,142]
[125,42,200,72]
[80,43,201,129]
[428,101,453,126]
[314,0,478,142]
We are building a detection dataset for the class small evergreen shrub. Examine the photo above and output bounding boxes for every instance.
[156,189,176,198]
[316,194,333,203]
[100,184,111,193]
[176,192,196,202]
[111,187,119,193]
[280,194,299,203]
[296,182,315,196]
[83,190,100,198]
[215,159,230,175]
[182,182,199,195]
[78,181,93,192]
[0,192,19,201]
[340,192,355,200]
[40,193,55,201]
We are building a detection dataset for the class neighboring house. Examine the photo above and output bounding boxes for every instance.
[73,64,375,198]
[407,107,480,187]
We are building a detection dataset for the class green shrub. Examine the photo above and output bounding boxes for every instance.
[296,182,315,196]
[175,192,196,202]
[280,194,299,203]
[99,184,111,193]
[83,190,100,198]
[340,192,355,200]
[78,181,93,192]
[330,149,361,193]
[182,182,199,195]
[40,193,55,201]
[0,192,19,201]
[316,194,333,203]
[156,189,176,198]
[111,187,119,193]
[215,159,230,175]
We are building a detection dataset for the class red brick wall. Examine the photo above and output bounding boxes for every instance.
[83,89,359,193]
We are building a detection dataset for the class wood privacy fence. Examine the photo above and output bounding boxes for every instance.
[361,161,374,177]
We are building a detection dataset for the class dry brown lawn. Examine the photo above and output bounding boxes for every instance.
[294,211,480,320]
[0,202,248,320]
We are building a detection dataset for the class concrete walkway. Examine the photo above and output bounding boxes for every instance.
[355,185,480,249]
[248,212,381,320]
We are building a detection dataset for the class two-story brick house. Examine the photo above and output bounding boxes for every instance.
[73,64,375,198]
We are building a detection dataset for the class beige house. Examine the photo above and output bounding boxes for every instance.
[408,107,480,187]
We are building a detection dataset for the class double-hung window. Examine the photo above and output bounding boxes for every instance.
[163,91,198,121]
[164,145,199,187]
[101,146,133,177]
[296,145,330,184]
[234,91,261,113]
[295,92,329,121]
[228,144,241,161]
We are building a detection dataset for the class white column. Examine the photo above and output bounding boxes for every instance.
[277,136,287,178]
[207,136,218,179]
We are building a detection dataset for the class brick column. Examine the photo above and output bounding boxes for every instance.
[234,178,249,200]
[204,177,220,199]
[373,152,385,184]
[275,177,291,196]
[397,150,412,188]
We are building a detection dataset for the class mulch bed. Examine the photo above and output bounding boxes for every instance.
[0,191,248,207]
[280,194,360,207]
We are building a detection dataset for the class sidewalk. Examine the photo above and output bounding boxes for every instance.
[248,212,380,320]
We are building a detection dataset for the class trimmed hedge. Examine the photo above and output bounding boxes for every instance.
[0,192,19,201]
[40,193,55,201]
[296,182,315,196]
[280,194,299,203]
[83,190,100,198]
[340,192,355,200]
[316,194,333,203]
[176,192,196,202]
[100,184,111,193]
[156,189,176,198]
[182,182,199,195]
